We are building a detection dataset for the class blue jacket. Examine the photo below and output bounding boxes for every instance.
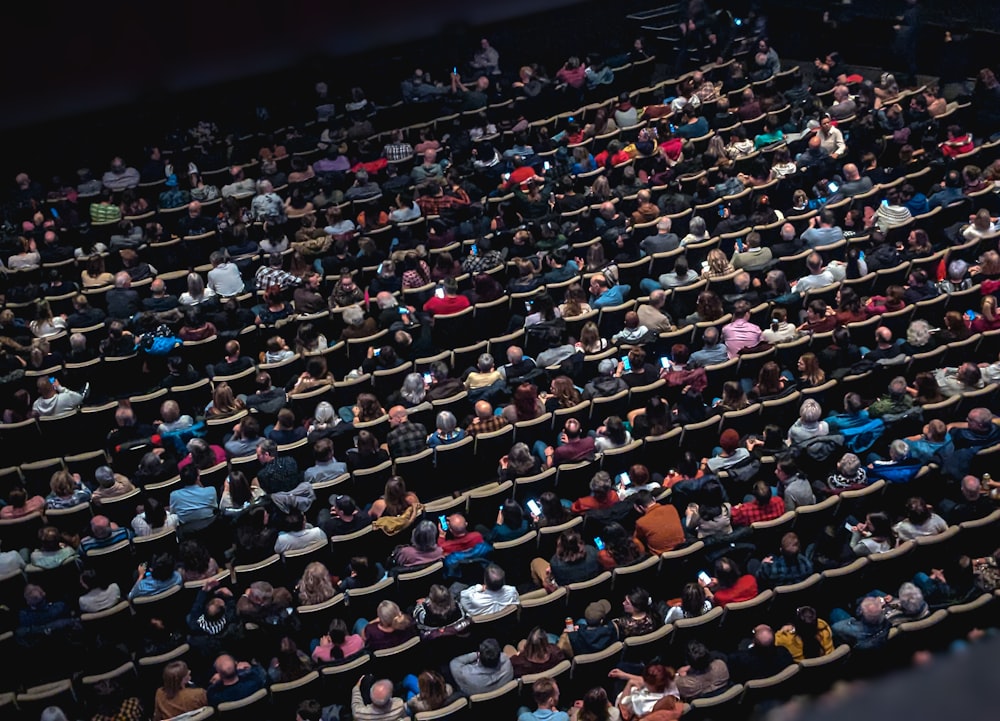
[590,284,631,308]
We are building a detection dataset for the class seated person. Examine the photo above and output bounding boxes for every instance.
[755,532,814,588]
[504,626,567,677]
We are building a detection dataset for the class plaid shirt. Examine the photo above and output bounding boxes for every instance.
[756,553,814,588]
[465,415,508,436]
[255,265,301,291]
[416,188,471,215]
[387,421,429,458]
[731,496,786,527]
[92,697,144,721]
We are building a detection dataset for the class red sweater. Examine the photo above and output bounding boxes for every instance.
[712,575,759,607]
[423,294,471,316]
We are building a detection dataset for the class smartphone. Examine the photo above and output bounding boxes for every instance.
[423,372,434,385]
[660,357,670,369]
[526,499,542,516]
[844,521,856,532]
[377,262,384,274]
[499,504,504,510]
[439,515,448,532]
[622,356,632,372]
[525,301,533,312]
[543,161,551,172]
[736,237,744,253]
[966,310,977,321]
[827,181,839,193]
[669,123,677,134]
[734,17,743,26]
[48,376,56,384]
[470,244,478,256]
[594,537,605,550]
[452,66,457,75]
[618,472,631,487]
[697,570,712,585]
[398,307,408,315]
[502,172,511,182]
[568,117,575,123]
[435,287,445,299]
[718,205,726,218]
[881,198,889,207]
[51,208,60,220]
[373,348,381,357]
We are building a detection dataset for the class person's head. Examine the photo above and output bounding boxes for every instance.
[588,471,614,502]
[256,438,278,465]
[512,382,539,421]
[161,660,192,698]
[643,663,675,692]
[474,637,502,669]
[531,677,560,710]
[904,496,932,525]
[376,599,409,629]
[750,480,773,506]
[556,529,585,563]
[798,398,823,426]
[296,699,323,721]
[369,679,395,710]
[859,596,886,625]
[966,408,995,435]
[685,639,713,671]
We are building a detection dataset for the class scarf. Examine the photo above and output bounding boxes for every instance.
[196,613,228,636]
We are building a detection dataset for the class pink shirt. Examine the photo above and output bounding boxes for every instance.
[311,633,365,663]
[721,318,762,358]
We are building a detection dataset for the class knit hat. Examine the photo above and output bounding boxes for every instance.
[720,429,741,453]
[584,600,611,625]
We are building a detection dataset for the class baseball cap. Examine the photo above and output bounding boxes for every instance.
[584,599,611,625]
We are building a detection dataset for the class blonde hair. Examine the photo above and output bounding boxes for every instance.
[376,600,412,630]
[297,562,337,606]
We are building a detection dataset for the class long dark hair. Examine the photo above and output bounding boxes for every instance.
[793,606,824,658]
[604,521,642,566]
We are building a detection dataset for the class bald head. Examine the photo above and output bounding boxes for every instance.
[389,406,408,425]
[752,625,775,647]
[214,654,237,681]
[506,346,523,364]
[649,289,666,309]
[656,217,672,234]
[370,679,394,709]
[962,475,983,501]
[474,400,494,420]
[599,202,615,219]
[843,163,860,181]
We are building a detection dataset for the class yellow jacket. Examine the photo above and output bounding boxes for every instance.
[775,618,835,662]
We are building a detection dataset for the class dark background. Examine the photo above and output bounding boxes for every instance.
[3,0,998,178]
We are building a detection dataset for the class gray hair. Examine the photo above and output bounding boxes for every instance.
[314,401,336,425]
[40,709,70,721]
[837,453,861,476]
[95,466,116,488]
[598,358,617,376]
[799,399,822,424]
[436,410,457,434]
[897,582,926,616]
[376,292,398,310]
[906,319,932,348]
[400,373,426,404]
[889,439,909,461]
[477,353,494,372]
[410,519,439,552]
[257,179,273,194]
[70,332,86,351]
[859,596,885,624]
[688,216,707,236]
[948,258,969,281]
[186,272,205,297]
[342,305,364,327]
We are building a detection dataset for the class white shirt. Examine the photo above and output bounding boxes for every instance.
[459,584,520,616]
[274,526,327,554]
